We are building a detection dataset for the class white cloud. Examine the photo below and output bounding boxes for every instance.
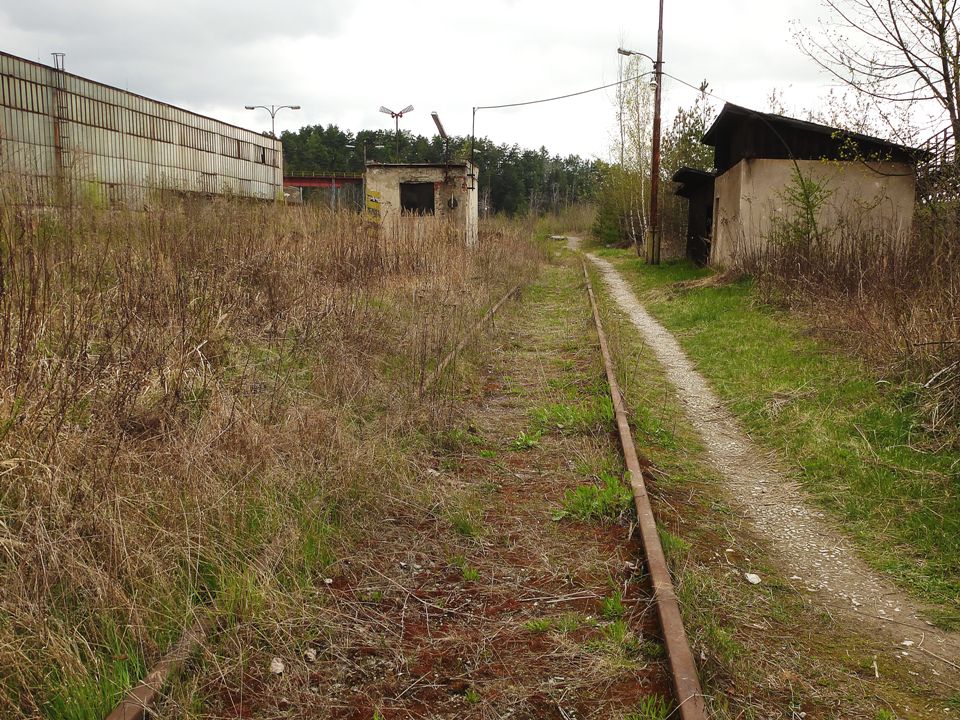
[0,0,847,159]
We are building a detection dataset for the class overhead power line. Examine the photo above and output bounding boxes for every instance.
[474,72,654,112]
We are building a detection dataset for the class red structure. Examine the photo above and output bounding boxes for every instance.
[283,171,363,189]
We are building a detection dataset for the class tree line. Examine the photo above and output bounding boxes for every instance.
[279,125,602,216]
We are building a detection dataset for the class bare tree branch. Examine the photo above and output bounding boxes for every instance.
[797,0,960,145]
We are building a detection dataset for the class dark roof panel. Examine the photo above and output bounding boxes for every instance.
[702,103,924,172]
[672,167,715,199]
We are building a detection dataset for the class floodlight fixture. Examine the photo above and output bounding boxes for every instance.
[380,103,415,161]
[430,111,448,140]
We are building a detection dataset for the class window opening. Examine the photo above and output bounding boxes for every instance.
[400,182,435,215]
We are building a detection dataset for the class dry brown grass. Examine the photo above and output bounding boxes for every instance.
[735,204,960,443]
[0,184,539,718]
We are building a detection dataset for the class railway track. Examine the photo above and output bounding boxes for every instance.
[105,264,706,718]
[582,260,707,719]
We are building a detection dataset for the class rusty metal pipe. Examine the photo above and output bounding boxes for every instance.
[581,261,707,719]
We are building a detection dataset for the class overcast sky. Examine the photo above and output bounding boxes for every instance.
[1,0,838,160]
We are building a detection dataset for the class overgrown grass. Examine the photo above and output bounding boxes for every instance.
[583,257,955,717]
[0,188,539,716]
[599,249,960,617]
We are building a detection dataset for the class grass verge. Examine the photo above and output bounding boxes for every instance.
[583,253,958,718]
[592,247,960,623]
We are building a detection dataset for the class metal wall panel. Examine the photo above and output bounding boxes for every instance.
[0,50,283,202]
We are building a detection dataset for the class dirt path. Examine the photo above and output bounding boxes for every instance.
[571,239,960,678]
[226,262,675,718]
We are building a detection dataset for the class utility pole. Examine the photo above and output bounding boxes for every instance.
[648,0,665,265]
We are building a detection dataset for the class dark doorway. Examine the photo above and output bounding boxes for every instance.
[672,167,715,266]
[400,182,435,215]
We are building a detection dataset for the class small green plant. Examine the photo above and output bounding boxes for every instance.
[874,711,897,720]
[625,695,673,720]
[657,528,691,563]
[638,639,666,660]
[773,165,833,249]
[461,565,480,582]
[464,687,481,703]
[532,403,581,433]
[509,430,542,451]
[600,591,626,620]
[556,612,594,632]
[523,617,553,633]
[450,554,480,582]
[553,471,632,523]
[449,511,482,538]
[438,426,485,451]
[589,619,641,662]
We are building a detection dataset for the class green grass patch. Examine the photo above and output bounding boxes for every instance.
[508,429,542,451]
[625,695,674,720]
[602,248,960,616]
[44,624,147,720]
[522,612,595,634]
[531,397,613,435]
[553,470,633,523]
[600,591,626,620]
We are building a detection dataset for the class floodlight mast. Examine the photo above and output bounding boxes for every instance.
[431,111,449,163]
[380,104,414,162]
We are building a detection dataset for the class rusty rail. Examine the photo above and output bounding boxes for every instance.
[581,261,707,719]
[104,615,210,720]
[420,284,521,392]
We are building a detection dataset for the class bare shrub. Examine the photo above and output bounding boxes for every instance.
[736,194,960,442]
[0,184,539,715]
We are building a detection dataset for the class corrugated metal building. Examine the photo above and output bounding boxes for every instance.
[0,51,282,203]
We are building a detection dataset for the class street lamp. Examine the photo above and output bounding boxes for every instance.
[346,141,386,214]
[618,47,655,64]
[346,142,386,167]
[243,104,301,138]
[619,12,664,264]
[379,104,414,162]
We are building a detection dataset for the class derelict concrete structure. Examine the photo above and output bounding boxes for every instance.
[673,104,920,267]
[363,162,478,246]
[0,51,283,204]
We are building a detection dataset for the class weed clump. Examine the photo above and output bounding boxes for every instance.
[554,471,633,523]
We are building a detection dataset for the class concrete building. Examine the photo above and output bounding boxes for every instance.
[674,104,920,267]
[363,162,478,246]
[0,51,282,204]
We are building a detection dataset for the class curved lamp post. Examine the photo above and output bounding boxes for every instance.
[243,104,301,138]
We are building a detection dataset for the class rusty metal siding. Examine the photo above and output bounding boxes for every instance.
[0,50,283,203]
